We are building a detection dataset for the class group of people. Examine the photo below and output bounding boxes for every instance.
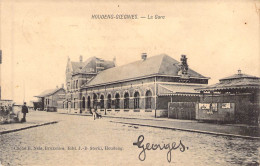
[0,105,12,123]
[92,109,102,120]
[0,102,28,123]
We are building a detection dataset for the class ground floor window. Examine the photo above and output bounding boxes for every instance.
[115,93,120,109]
[100,95,104,109]
[134,92,140,109]
[87,96,91,108]
[145,90,152,109]
[82,97,85,109]
[124,92,129,109]
[93,94,97,109]
[107,94,112,109]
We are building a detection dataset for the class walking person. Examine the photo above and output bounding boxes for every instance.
[93,108,97,120]
[21,102,28,122]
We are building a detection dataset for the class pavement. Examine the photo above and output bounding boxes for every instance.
[1,110,260,139]
[108,117,260,139]
[0,111,58,135]
[58,109,260,139]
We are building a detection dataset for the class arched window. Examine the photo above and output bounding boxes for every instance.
[87,96,91,108]
[115,93,120,109]
[74,98,77,109]
[82,96,85,109]
[145,90,152,109]
[100,95,104,109]
[107,94,112,109]
[134,91,140,109]
[93,94,97,109]
[124,92,129,109]
[66,101,68,109]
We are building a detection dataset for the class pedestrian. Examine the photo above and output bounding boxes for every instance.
[21,102,28,122]
[93,109,97,120]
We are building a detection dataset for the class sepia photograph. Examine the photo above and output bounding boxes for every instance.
[0,0,260,165]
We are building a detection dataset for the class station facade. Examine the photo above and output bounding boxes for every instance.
[64,54,209,118]
[196,70,260,125]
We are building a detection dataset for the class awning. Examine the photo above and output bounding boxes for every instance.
[158,84,203,96]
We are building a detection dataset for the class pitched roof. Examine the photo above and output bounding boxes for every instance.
[220,73,260,81]
[70,57,115,74]
[85,54,208,87]
[196,77,260,91]
[71,57,94,73]
[35,88,65,98]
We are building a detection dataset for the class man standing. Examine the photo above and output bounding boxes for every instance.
[21,102,28,122]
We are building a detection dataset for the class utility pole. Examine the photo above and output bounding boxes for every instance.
[0,50,2,100]
[0,2,2,100]
[23,80,25,103]
[11,4,14,101]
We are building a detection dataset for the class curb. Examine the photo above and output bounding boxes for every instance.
[56,112,260,139]
[111,121,260,140]
[0,121,58,135]
[60,113,258,129]
[103,115,197,123]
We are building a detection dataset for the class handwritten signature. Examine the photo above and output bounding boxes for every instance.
[133,135,187,163]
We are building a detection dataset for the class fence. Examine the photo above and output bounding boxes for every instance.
[168,102,196,120]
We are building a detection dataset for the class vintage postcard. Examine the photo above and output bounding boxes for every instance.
[0,0,260,166]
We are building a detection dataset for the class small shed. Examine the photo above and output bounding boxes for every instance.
[196,70,260,125]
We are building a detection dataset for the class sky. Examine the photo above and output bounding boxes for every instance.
[0,0,259,103]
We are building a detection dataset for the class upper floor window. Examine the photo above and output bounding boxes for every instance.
[67,82,70,91]
[76,80,78,89]
[74,98,77,109]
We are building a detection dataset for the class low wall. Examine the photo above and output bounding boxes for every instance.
[58,108,158,118]
[156,109,168,118]
[168,102,196,120]
[99,109,155,118]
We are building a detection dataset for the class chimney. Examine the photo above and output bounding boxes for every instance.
[80,55,83,62]
[67,56,70,62]
[113,56,117,66]
[0,50,2,64]
[61,84,64,88]
[178,54,189,77]
[238,69,242,75]
[56,85,59,89]
[141,53,147,61]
